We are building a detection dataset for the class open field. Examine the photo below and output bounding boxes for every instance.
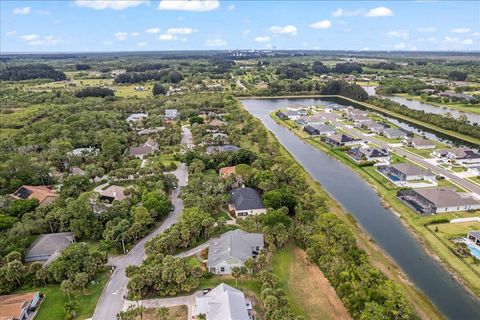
[395,93,480,115]
[272,245,351,320]
[33,272,109,320]
[272,114,480,298]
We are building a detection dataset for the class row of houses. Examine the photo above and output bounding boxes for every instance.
[126,109,179,124]
[433,147,480,165]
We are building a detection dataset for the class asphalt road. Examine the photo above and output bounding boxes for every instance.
[92,128,191,320]
[333,119,480,196]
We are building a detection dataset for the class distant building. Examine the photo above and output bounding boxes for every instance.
[403,137,436,150]
[99,185,129,203]
[25,232,75,266]
[130,138,159,159]
[10,185,58,206]
[126,113,148,123]
[361,120,388,133]
[67,147,99,157]
[398,188,480,214]
[276,111,289,120]
[433,148,480,165]
[0,292,41,320]
[207,229,264,275]
[206,145,240,154]
[219,166,236,178]
[193,283,253,320]
[284,110,301,120]
[303,124,336,136]
[440,91,475,102]
[378,163,435,182]
[347,147,390,163]
[467,231,480,246]
[383,128,410,139]
[324,134,363,147]
[165,109,179,119]
[137,127,165,136]
[229,187,266,217]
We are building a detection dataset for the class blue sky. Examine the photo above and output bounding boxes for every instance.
[1,0,479,52]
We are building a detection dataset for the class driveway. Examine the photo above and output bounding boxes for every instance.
[93,154,189,320]
[123,291,203,319]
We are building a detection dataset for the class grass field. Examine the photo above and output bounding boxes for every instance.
[34,272,109,320]
[271,245,351,320]
[395,93,480,115]
[137,306,187,320]
[272,114,480,298]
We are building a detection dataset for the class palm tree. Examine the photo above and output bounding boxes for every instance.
[156,306,169,320]
[98,239,114,259]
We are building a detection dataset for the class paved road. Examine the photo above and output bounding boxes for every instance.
[333,119,480,196]
[182,125,193,149]
[93,128,192,320]
[123,291,203,319]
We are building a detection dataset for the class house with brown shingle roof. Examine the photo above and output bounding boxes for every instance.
[99,185,129,203]
[0,292,40,320]
[219,166,236,178]
[9,186,58,206]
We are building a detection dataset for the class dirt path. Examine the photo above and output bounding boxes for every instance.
[290,248,351,320]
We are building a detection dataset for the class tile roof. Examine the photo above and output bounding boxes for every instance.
[10,185,57,204]
[0,292,38,320]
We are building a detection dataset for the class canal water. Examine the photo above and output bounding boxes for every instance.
[241,97,480,320]
[363,86,480,124]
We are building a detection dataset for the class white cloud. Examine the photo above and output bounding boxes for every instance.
[331,8,363,17]
[254,36,271,42]
[461,39,473,45]
[309,20,332,29]
[21,34,61,46]
[159,34,176,41]
[137,42,148,46]
[75,0,147,10]
[205,38,228,46]
[53,19,61,24]
[21,34,39,41]
[13,7,31,15]
[158,0,219,12]
[114,32,129,40]
[444,36,459,43]
[451,28,471,34]
[361,47,370,51]
[36,10,51,15]
[270,25,297,35]
[365,7,393,17]
[228,4,235,11]
[6,30,17,37]
[242,30,251,35]
[387,30,409,39]
[146,28,161,34]
[417,27,435,33]
[394,42,407,49]
[472,32,480,37]
[166,27,197,34]
[427,37,437,42]
[131,32,140,36]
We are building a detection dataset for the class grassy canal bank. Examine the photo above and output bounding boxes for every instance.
[270,112,480,300]
[242,108,443,319]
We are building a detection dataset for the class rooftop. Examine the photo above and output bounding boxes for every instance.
[25,232,74,264]
[414,188,480,208]
[10,185,57,204]
[207,229,264,268]
[230,187,264,211]
[195,283,250,320]
[0,292,38,320]
[219,166,236,177]
[405,137,435,146]
[328,133,361,143]
[99,185,128,201]
[391,163,433,176]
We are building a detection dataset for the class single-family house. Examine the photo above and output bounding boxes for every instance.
[299,114,325,125]
[467,231,480,246]
[99,185,129,203]
[165,109,179,120]
[206,145,240,154]
[397,188,480,214]
[440,91,476,102]
[67,147,99,158]
[276,111,289,120]
[207,229,264,275]
[383,128,410,139]
[193,283,253,320]
[10,185,58,206]
[284,110,301,120]
[219,166,236,178]
[347,148,390,163]
[378,163,435,182]
[137,127,165,136]
[0,292,41,320]
[345,107,368,118]
[129,145,154,160]
[433,148,480,165]
[403,137,436,150]
[467,166,480,176]
[229,187,266,217]
[25,232,75,266]
[126,113,148,123]
[350,114,370,124]
[304,124,336,136]
[324,134,363,148]
[361,121,387,133]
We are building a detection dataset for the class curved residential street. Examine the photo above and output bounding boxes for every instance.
[92,127,191,320]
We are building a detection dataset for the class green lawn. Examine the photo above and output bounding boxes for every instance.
[395,93,480,115]
[34,272,109,320]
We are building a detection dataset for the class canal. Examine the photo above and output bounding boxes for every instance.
[241,97,480,320]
